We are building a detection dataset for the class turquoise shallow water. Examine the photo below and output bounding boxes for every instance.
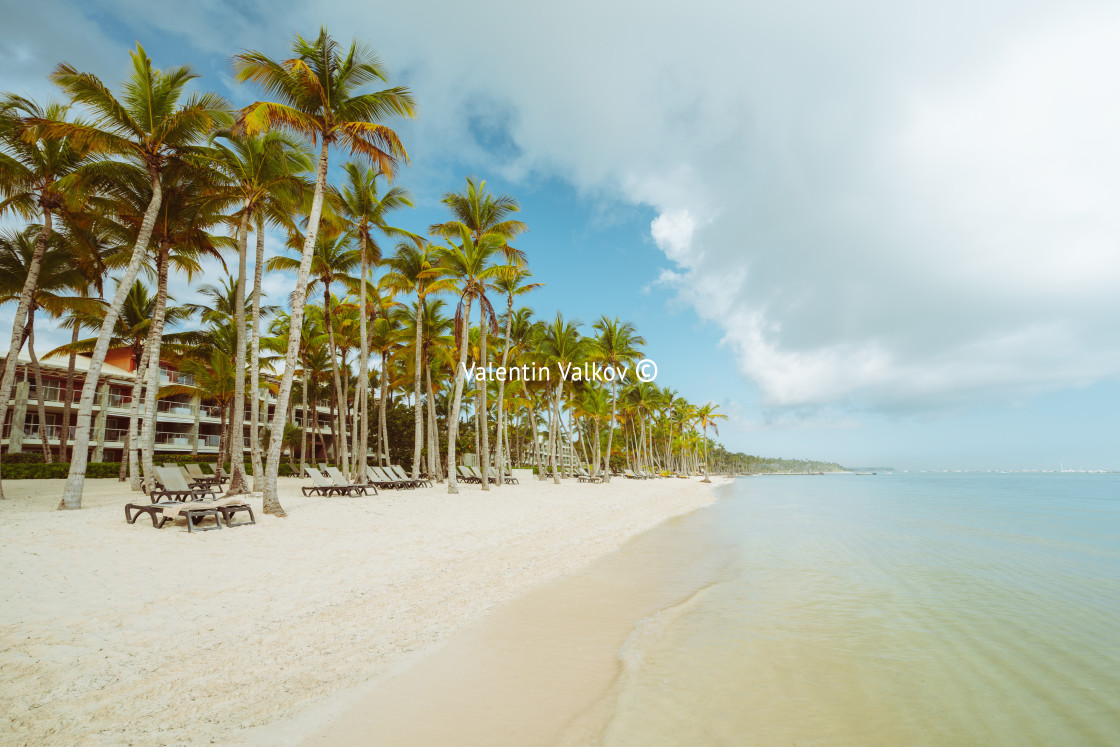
[594,473,1120,746]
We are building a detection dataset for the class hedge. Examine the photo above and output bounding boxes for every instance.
[0,460,297,479]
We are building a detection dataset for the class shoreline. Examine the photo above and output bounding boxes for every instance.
[0,475,725,745]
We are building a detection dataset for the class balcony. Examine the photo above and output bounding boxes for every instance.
[158,368,195,387]
[106,392,132,409]
[154,431,193,447]
[156,400,195,418]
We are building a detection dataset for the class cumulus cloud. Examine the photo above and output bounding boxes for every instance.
[8,0,1120,417]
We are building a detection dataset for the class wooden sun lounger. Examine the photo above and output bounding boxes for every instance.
[456,466,480,484]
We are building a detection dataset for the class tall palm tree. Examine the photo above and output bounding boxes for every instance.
[383,240,452,480]
[695,402,726,482]
[206,129,310,493]
[0,96,92,496]
[42,43,229,509]
[590,317,645,481]
[333,162,412,479]
[490,268,541,484]
[234,27,415,515]
[437,227,507,493]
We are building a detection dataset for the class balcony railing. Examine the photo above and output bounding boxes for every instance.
[199,404,221,418]
[107,393,132,408]
[156,400,195,416]
[26,385,65,402]
[158,369,195,386]
[154,431,193,446]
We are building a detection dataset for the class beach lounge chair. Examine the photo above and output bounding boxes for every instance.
[368,465,410,489]
[303,467,361,496]
[324,466,377,496]
[391,464,431,488]
[622,469,644,480]
[499,468,519,485]
[366,465,403,489]
[576,467,602,484]
[182,463,224,492]
[184,463,223,489]
[206,463,228,484]
[125,495,255,532]
[467,465,495,485]
[456,466,480,484]
[151,466,220,502]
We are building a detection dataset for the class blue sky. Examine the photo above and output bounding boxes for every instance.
[4,0,1119,470]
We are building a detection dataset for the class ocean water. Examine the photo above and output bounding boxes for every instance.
[585,473,1120,746]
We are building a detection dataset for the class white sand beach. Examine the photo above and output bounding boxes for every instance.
[0,475,720,745]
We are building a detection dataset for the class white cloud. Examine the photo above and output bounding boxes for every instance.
[8,0,1120,419]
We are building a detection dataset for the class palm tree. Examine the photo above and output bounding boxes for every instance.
[490,268,542,484]
[538,313,586,483]
[234,27,415,515]
[41,43,229,509]
[269,228,358,472]
[590,317,645,481]
[0,226,99,461]
[115,161,230,491]
[437,228,508,493]
[695,402,726,482]
[333,162,412,479]
[206,129,310,493]
[429,177,528,252]
[0,96,92,495]
[383,240,452,480]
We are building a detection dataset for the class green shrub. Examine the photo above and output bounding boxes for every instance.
[2,452,45,464]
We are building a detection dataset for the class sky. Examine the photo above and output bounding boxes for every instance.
[3,0,1119,470]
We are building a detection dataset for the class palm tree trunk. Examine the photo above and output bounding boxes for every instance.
[60,323,79,462]
[356,236,371,482]
[26,313,52,462]
[263,140,331,515]
[445,296,473,494]
[139,239,173,491]
[425,361,442,481]
[227,206,252,495]
[118,430,129,481]
[550,381,562,484]
[494,297,514,486]
[478,306,490,492]
[0,210,53,499]
[299,369,308,477]
[378,350,389,466]
[702,425,710,482]
[60,171,162,510]
[323,285,348,471]
[127,341,151,492]
[602,380,618,482]
[411,294,424,480]
[250,216,266,491]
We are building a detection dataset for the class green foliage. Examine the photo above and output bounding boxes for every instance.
[2,452,45,464]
